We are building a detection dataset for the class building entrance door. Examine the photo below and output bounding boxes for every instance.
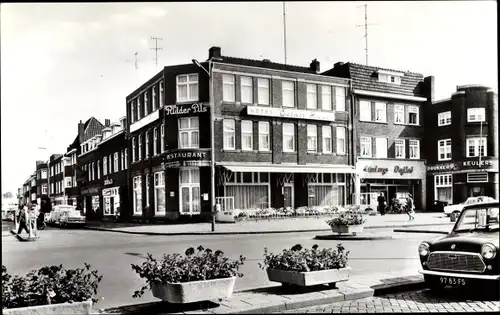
[284,184,294,209]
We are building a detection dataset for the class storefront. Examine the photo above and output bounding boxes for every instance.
[426,157,499,205]
[81,186,101,220]
[356,158,426,211]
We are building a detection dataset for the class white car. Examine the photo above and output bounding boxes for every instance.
[49,205,77,225]
[58,209,86,227]
[443,196,495,217]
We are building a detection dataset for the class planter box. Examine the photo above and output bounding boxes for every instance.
[267,267,351,287]
[151,276,236,304]
[3,299,92,315]
[330,224,364,235]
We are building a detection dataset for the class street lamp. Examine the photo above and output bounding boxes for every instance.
[192,58,215,232]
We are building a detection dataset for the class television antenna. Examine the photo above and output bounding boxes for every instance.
[356,4,379,66]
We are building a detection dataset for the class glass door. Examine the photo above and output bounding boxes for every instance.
[179,169,200,214]
[284,184,294,209]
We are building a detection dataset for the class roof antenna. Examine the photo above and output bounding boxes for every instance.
[283,2,287,64]
[356,4,379,66]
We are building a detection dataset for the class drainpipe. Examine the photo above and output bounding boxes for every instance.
[349,80,360,206]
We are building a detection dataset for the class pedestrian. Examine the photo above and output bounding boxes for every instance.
[406,193,415,220]
[377,192,386,216]
[17,205,29,235]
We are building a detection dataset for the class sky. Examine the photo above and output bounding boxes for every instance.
[1,1,497,196]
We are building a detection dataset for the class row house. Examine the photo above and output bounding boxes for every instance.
[125,46,354,222]
[323,62,434,210]
[48,154,64,205]
[34,160,50,211]
[424,85,499,204]
[78,117,128,220]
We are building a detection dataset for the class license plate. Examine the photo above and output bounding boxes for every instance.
[439,276,467,287]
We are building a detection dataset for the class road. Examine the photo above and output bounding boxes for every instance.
[1,222,443,310]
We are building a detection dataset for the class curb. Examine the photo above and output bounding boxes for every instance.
[314,234,393,241]
[83,222,453,236]
[393,229,449,235]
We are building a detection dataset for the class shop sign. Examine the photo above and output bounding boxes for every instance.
[357,159,424,179]
[164,103,208,116]
[427,157,498,173]
[461,159,495,169]
[165,150,210,162]
[362,165,414,176]
[104,179,113,186]
[246,106,335,122]
[426,163,456,173]
[81,187,100,195]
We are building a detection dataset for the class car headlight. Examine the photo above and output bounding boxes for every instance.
[418,242,430,256]
[481,244,497,259]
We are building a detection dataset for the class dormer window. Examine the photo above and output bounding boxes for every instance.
[102,128,111,140]
[377,69,403,85]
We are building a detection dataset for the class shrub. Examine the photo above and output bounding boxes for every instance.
[1,264,103,309]
[326,211,366,227]
[259,244,349,272]
[131,245,246,299]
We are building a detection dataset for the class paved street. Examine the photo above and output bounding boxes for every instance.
[1,224,441,310]
[282,288,500,313]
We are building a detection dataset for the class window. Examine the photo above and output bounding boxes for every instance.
[322,126,332,153]
[360,137,372,157]
[438,139,452,161]
[395,139,405,158]
[360,101,371,121]
[409,140,420,159]
[467,137,487,157]
[152,86,157,111]
[241,120,253,151]
[321,86,332,110]
[145,174,150,208]
[121,150,124,171]
[257,78,270,105]
[223,119,236,150]
[224,172,270,210]
[375,138,387,158]
[438,111,452,126]
[131,100,136,123]
[144,92,149,116]
[114,152,119,171]
[137,97,142,120]
[103,187,119,216]
[51,183,54,194]
[375,102,387,122]
[66,176,72,188]
[154,172,165,215]
[178,117,199,148]
[177,74,198,102]
[160,124,165,153]
[42,184,47,195]
[335,87,346,112]
[408,106,419,125]
[435,174,452,204]
[282,81,295,107]
[283,123,295,152]
[145,131,149,157]
[308,173,346,207]
[336,127,346,155]
[306,84,317,109]
[124,149,128,169]
[258,121,270,151]
[153,127,158,156]
[132,137,136,162]
[467,108,485,122]
[103,157,108,175]
[222,74,235,102]
[159,80,164,106]
[394,104,405,124]
[179,169,200,214]
[97,161,100,179]
[91,163,94,181]
[109,154,112,174]
[307,125,317,153]
[138,134,142,160]
[241,76,253,104]
[133,176,142,215]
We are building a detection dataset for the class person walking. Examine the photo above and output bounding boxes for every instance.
[17,205,29,235]
[377,192,386,216]
[406,193,416,220]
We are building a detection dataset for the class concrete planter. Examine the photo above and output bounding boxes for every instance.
[151,276,237,304]
[267,267,351,287]
[330,224,364,235]
[3,299,92,315]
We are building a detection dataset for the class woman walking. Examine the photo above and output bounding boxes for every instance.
[406,193,416,220]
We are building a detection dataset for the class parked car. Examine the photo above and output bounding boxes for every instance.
[444,196,495,218]
[58,209,86,227]
[48,205,77,225]
[418,201,499,295]
[427,200,449,212]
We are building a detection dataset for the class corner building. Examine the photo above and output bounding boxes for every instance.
[424,85,499,204]
[126,46,355,222]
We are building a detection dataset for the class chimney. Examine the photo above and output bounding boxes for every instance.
[310,59,320,73]
[105,119,111,127]
[334,61,344,68]
[78,120,85,144]
[208,46,222,60]
[36,160,44,166]
[424,76,435,103]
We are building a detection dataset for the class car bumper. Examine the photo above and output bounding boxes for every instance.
[419,269,500,280]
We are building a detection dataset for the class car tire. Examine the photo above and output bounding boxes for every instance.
[450,211,460,222]
[424,275,445,293]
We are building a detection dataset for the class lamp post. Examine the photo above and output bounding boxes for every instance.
[192,58,215,232]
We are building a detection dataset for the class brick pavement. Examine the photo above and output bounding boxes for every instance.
[282,288,500,313]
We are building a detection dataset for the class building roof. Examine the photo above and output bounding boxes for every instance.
[215,56,317,74]
[322,62,426,97]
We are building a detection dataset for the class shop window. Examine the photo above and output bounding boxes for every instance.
[395,139,405,159]
[224,172,270,210]
[306,84,317,109]
[394,104,405,124]
[154,172,165,215]
[434,174,452,204]
[307,173,346,207]
[257,78,270,105]
[409,139,420,159]
[241,120,253,151]
[179,117,199,149]
[222,74,235,102]
[145,174,150,208]
[282,81,295,108]
[241,76,253,104]
[133,176,142,215]
[321,86,332,110]
[92,196,100,213]
[438,111,451,126]
[307,125,317,153]
[223,119,236,150]
[467,137,486,157]
[467,108,485,122]
[438,139,452,161]
[336,127,346,155]
[335,87,346,112]
[322,126,332,153]
[360,136,372,157]
[283,123,295,152]
[177,74,199,102]
[179,169,200,214]
[258,122,270,151]
[103,187,120,216]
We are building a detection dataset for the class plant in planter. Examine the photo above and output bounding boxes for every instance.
[326,210,367,235]
[2,263,102,314]
[259,244,351,287]
[131,245,246,304]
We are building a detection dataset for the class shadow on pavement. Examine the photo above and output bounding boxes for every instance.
[102,300,220,314]
[239,283,335,295]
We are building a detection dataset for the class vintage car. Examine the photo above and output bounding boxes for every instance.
[418,201,499,294]
[443,196,494,218]
[58,209,86,227]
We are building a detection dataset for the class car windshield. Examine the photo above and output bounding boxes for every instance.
[454,206,499,233]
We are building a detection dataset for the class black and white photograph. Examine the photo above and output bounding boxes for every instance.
[1,1,498,314]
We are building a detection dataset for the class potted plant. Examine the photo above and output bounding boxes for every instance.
[259,244,351,287]
[326,210,366,235]
[2,264,102,315]
[131,246,246,304]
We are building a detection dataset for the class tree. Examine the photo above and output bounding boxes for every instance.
[3,192,13,199]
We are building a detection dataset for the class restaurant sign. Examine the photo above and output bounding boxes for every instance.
[164,103,208,116]
[246,106,335,122]
[165,150,210,162]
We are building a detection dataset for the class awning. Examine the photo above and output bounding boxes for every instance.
[217,162,356,174]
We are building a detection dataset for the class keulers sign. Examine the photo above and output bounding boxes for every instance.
[246,106,335,122]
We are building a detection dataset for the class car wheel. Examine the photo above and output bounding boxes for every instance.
[450,211,460,222]
[424,275,445,293]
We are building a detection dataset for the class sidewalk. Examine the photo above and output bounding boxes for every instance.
[97,269,425,314]
[85,213,453,236]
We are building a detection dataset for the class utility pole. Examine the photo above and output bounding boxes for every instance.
[283,2,287,64]
[356,4,378,66]
[150,36,163,68]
